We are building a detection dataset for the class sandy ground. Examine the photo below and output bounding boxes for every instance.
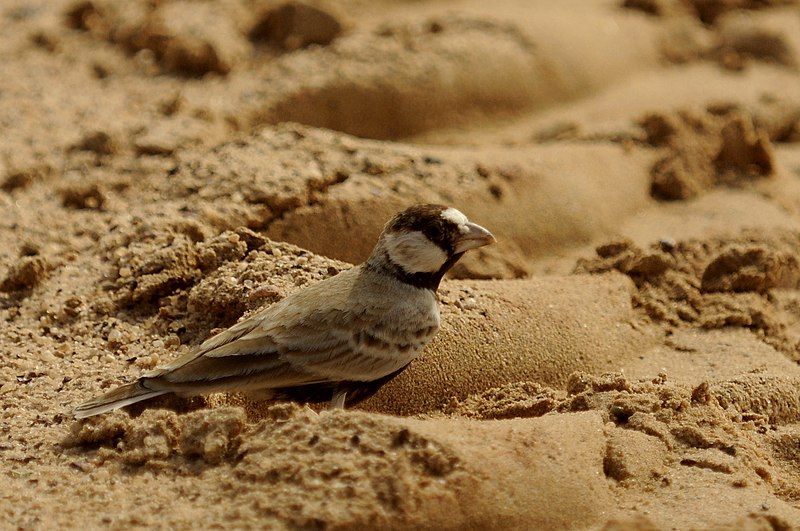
[3,0,800,528]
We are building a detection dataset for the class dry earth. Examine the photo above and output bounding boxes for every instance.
[3,0,800,528]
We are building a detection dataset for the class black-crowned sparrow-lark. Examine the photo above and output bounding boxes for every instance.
[74,204,495,418]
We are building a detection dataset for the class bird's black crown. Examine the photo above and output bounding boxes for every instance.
[385,204,460,254]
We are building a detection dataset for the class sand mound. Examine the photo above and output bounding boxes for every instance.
[523,63,800,148]
[66,0,249,76]
[96,223,348,341]
[0,255,51,293]
[445,381,561,420]
[65,0,347,76]
[60,372,800,528]
[245,4,664,140]
[359,275,651,415]
[715,8,800,68]
[163,124,655,276]
[642,108,774,199]
[64,404,613,529]
[576,230,800,356]
[264,16,546,140]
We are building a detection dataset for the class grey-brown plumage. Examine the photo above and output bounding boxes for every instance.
[74,204,495,418]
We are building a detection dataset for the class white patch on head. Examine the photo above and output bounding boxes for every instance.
[384,230,447,274]
[441,207,470,234]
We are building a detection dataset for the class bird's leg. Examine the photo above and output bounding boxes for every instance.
[329,388,347,410]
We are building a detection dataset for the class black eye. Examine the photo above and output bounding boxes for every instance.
[427,226,443,243]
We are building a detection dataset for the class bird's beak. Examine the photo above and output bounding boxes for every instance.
[454,222,496,254]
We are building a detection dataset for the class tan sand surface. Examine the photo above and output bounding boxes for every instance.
[3,0,800,528]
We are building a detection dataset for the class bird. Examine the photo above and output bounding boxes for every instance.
[74,204,495,418]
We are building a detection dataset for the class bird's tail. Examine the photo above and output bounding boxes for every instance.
[73,380,168,419]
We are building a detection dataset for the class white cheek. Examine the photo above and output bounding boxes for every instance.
[384,231,447,274]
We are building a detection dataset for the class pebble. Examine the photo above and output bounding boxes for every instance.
[248,285,280,303]
[37,350,57,363]
[456,297,478,311]
[107,329,123,346]
[164,335,181,348]
[659,238,677,251]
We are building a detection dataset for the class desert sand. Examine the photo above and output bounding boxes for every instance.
[3,0,800,528]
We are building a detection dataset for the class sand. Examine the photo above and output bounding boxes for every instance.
[3,0,800,528]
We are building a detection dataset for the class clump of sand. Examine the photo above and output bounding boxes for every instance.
[576,230,800,357]
[642,108,774,200]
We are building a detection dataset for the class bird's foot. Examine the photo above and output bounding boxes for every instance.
[328,389,347,410]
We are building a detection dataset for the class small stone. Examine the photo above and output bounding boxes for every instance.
[596,240,633,258]
[658,238,676,251]
[250,1,343,50]
[71,130,117,155]
[164,335,181,348]
[459,297,478,310]
[38,350,57,363]
[1,256,49,292]
[107,329,123,348]
[629,252,674,277]
[60,183,106,210]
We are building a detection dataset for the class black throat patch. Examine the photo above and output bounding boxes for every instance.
[370,250,465,291]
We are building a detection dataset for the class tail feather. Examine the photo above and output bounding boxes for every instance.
[73,381,168,419]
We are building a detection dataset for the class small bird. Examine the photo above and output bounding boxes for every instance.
[74,204,495,418]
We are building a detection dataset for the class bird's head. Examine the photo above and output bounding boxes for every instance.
[367,204,496,290]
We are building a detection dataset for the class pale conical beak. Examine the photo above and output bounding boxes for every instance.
[454,222,496,254]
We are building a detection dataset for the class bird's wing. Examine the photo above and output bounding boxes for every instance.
[183,306,410,384]
[142,267,404,390]
[144,306,328,390]
[273,317,416,381]
[142,268,421,391]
